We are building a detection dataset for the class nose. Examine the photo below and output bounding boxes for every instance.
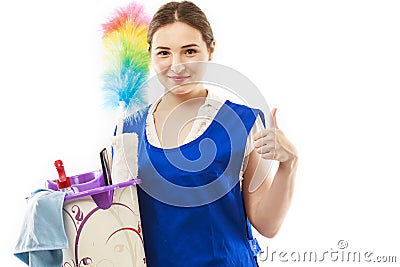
[170,55,186,73]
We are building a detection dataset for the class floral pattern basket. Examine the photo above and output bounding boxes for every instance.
[46,171,146,266]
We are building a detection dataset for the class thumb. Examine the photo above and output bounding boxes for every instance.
[269,107,278,129]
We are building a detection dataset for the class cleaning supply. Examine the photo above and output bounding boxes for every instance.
[54,160,76,195]
[100,148,113,186]
[101,2,150,182]
[111,132,139,183]
[14,189,68,267]
[101,1,150,114]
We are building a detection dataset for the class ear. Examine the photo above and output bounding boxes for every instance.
[208,39,216,61]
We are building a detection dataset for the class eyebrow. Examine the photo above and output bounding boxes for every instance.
[155,44,200,50]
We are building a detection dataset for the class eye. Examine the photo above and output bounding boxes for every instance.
[185,49,197,55]
[156,51,170,57]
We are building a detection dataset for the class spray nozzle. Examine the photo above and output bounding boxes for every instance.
[54,160,71,189]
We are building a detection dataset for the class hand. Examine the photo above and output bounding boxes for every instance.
[254,108,298,166]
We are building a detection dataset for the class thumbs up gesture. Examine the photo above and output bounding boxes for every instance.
[254,108,298,166]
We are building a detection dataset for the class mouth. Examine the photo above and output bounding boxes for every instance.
[167,75,191,83]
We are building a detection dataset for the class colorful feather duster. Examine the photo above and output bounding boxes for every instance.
[101,2,151,114]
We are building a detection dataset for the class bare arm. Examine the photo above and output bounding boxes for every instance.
[242,108,298,238]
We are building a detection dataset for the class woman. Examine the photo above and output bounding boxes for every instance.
[123,1,298,266]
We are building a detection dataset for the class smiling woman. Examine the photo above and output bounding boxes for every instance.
[118,1,298,266]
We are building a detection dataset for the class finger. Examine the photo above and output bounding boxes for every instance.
[254,135,275,149]
[254,138,275,149]
[254,140,270,150]
[253,128,275,141]
[260,149,275,160]
[261,153,275,160]
[256,143,275,154]
[269,107,278,129]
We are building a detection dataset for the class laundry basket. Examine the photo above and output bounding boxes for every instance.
[46,170,146,266]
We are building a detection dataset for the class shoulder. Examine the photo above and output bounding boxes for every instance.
[221,100,266,131]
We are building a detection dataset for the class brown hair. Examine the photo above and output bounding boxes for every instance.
[147,1,214,51]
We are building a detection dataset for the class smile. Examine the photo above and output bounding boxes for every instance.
[168,75,191,83]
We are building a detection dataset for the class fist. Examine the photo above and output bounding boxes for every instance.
[254,108,297,164]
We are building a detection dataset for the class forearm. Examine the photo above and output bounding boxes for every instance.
[252,157,298,237]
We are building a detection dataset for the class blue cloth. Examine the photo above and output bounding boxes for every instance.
[14,189,68,267]
[123,100,264,266]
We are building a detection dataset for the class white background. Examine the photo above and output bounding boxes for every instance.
[1,0,399,266]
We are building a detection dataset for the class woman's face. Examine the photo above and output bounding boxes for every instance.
[150,21,214,94]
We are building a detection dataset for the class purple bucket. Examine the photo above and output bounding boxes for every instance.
[46,169,105,192]
[46,170,141,210]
